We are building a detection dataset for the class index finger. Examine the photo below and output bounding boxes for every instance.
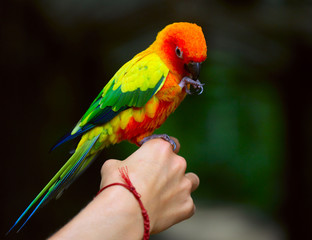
[170,136,180,154]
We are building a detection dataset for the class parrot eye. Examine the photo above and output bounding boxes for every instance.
[175,46,183,59]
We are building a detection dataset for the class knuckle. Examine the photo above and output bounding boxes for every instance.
[160,140,174,152]
[154,139,173,156]
[174,156,187,172]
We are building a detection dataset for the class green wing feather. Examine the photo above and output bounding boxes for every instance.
[71,52,169,136]
[52,52,169,150]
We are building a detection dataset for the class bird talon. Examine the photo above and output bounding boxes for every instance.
[140,134,176,151]
[180,77,204,95]
[185,87,192,95]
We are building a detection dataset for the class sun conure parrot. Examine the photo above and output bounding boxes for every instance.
[8,22,207,233]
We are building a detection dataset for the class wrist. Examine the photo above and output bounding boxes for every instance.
[95,186,144,240]
[98,167,151,239]
[50,185,144,240]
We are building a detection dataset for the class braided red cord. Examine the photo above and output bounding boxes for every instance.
[96,167,150,240]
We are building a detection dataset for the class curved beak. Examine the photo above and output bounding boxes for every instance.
[185,61,202,80]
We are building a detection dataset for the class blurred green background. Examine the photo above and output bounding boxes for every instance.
[1,0,312,239]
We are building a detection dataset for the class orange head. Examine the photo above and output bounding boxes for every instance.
[152,22,207,80]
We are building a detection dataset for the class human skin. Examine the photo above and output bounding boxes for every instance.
[48,137,200,240]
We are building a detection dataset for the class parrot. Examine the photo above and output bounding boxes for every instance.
[8,22,207,233]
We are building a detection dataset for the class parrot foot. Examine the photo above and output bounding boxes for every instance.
[179,77,204,95]
[139,134,177,151]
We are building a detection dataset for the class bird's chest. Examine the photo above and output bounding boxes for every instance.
[124,95,185,142]
[115,74,186,144]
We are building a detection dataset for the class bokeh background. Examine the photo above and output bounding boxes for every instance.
[1,0,312,239]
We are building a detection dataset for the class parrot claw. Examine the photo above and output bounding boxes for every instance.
[179,77,204,95]
[139,134,177,151]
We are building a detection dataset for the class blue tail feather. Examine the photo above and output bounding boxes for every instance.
[16,190,51,233]
[7,135,100,235]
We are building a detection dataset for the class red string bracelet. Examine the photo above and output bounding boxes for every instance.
[96,167,150,240]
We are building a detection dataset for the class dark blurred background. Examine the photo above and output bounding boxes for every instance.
[1,0,312,239]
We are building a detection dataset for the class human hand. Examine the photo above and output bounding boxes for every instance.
[100,137,200,234]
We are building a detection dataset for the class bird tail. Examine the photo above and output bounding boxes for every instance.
[7,134,100,235]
